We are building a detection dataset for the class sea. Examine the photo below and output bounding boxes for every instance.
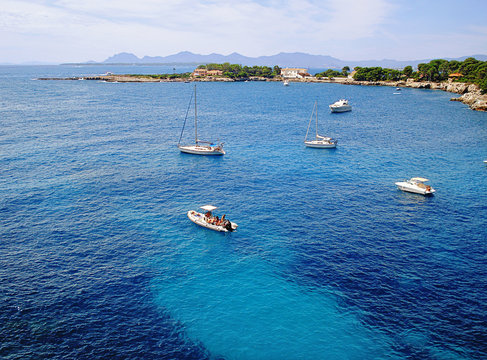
[1,65,486,360]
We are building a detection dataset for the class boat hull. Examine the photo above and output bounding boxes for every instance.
[329,105,352,113]
[187,211,237,232]
[395,182,435,195]
[304,140,336,148]
[178,145,225,155]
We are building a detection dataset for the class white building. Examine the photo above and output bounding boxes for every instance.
[281,68,309,78]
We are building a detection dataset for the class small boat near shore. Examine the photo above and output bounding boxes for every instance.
[329,99,352,113]
[187,205,238,232]
[395,177,435,195]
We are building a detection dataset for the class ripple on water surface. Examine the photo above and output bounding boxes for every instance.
[1,68,486,360]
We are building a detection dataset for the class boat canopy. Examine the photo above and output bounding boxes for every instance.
[411,177,429,182]
[316,135,333,140]
[200,205,218,211]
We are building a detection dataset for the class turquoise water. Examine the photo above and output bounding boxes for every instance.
[1,65,486,359]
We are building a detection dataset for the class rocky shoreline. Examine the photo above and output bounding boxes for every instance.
[294,77,487,112]
[36,74,487,111]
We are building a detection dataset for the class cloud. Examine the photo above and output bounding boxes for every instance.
[0,0,405,62]
[468,25,487,36]
[324,0,394,38]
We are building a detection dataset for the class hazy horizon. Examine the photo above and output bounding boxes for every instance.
[2,51,487,67]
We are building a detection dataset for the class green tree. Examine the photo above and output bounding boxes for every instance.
[403,65,413,78]
[448,60,461,73]
[459,57,479,74]
[315,69,342,78]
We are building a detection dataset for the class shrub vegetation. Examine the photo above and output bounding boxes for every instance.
[349,57,487,93]
[129,57,487,93]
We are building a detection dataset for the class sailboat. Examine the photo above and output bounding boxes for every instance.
[304,101,337,148]
[178,84,225,155]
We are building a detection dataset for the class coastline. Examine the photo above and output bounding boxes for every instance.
[292,77,487,112]
[36,74,487,112]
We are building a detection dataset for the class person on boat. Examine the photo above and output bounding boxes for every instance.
[223,219,233,232]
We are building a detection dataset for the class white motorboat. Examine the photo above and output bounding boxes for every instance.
[283,80,289,86]
[178,84,225,155]
[484,160,487,164]
[329,99,352,113]
[395,177,436,195]
[304,101,337,148]
[187,205,238,232]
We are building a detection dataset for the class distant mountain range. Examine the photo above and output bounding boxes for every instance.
[93,51,487,69]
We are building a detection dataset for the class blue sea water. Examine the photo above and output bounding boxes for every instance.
[1,65,486,360]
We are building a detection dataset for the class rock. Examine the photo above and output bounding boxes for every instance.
[468,84,480,92]
[450,91,487,111]
[470,97,487,111]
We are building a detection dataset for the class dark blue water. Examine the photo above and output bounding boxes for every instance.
[1,65,486,359]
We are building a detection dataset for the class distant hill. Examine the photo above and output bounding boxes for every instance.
[101,51,346,68]
[97,51,487,69]
[103,52,141,63]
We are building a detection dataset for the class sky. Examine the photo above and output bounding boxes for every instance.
[1,0,487,64]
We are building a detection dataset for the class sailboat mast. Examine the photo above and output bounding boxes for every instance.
[304,100,316,142]
[178,87,194,146]
[315,102,318,138]
[194,84,198,144]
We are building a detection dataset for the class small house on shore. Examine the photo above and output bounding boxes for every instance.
[193,68,208,77]
[207,70,223,76]
[281,68,309,79]
[192,68,224,77]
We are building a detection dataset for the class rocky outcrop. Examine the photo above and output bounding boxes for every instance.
[38,75,236,82]
[405,80,478,95]
[450,91,487,111]
[395,81,486,111]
